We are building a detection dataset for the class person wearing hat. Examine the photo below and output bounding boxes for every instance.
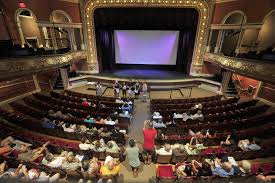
[125,139,141,178]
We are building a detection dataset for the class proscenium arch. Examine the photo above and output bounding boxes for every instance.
[83,0,210,75]
[262,9,275,23]
[221,10,247,24]
[15,8,38,47]
[50,10,72,23]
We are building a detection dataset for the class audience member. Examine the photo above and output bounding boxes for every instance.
[155,143,172,155]
[143,120,157,165]
[125,139,140,178]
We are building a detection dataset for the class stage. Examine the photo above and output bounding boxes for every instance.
[93,69,189,80]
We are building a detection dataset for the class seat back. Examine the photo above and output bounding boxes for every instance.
[155,154,172,164]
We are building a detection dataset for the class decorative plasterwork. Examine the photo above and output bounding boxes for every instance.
[84,0,210,73]
[59,0,80,3]
[0,51,86,78]
[204,53,275,83]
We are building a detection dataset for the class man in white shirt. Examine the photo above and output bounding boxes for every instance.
[191,110,204,121]
[155,144,172,155]
[104,117,118,125]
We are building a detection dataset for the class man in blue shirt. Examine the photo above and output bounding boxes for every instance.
[42,117,55,129]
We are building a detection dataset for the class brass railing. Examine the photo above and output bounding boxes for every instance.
[0,51,87,79]
[204,53,275,83]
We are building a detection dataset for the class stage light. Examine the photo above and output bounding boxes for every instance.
[19,2,27,8]
[187,1,189,3]
[202,23,205,25]
[179,1,182,3]
[204,8,206,11]
[200,3,202,6]
[87,15,89,18]
[203,16,206,19]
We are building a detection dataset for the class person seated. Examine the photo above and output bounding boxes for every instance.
[155,143,172,155]
[62,123,76,133]
[52,110,64,118]
[172,144,187,156]
[155,129,165,146]
[79,138,93,151]
[98,157,120,183]
[95,116,105,124]
[184,137,205,155]
[189,129,210,139]
[48,109,55,117]
[175,162,194,177]
[191,110,204,121]
[99,127,113,137]
[256,174,275,182]
[152,112,162,120]
[210,157,245,177]
[61,152,81,170]
[238,137,261,151]
[191,160,212,177]
[91,139,107,152]
[115,97,124,104]
[152,119,166,128]
[81,157,100,179]
[112,126,126,142]
[81,98,91,107]
[106,141,120,154]
[191,103,203,110]
[42,117,56,129]
[42,151,68,168]
[18,141,50,162]
[0,137,15,155]
[173,112,183,119]
[120,103,132,113]
[84,115,96,124]
[182,111,192,122]
[104,117,118,125]
[119,110,131,119]
[220,130,239,147]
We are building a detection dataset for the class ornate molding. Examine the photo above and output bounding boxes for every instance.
[204,53,275,83]
[84,0,211,73]
[0,51,87,78]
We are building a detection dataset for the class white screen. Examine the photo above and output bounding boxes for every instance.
[114,30,179,65]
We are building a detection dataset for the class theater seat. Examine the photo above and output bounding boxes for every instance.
[156,164,176,182]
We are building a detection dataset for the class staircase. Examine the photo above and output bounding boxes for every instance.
[53,71,64,90]
[225,79,239,97]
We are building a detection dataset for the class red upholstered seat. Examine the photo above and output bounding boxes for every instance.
[66,142,80,150]
[157,165,174,178]
[260,163,273,172]
[251,163,260,174]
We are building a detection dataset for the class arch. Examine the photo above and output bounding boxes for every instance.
[262,9,275,23]
[221,10,247,24]
[50,10,72,23]
[15,8,40,47]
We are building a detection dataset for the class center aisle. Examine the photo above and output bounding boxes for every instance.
[119,99,156,183]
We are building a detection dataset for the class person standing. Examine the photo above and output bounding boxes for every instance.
[122,82,127,98]
[114,81,120,98]
[96,82,103,96]
[142,120,157,165]
[125,139,141,178]
[142,82,148,102]
[134,82,140,99]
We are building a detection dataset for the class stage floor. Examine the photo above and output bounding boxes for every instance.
[93,69,190,79]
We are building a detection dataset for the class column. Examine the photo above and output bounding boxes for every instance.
[221,70,232,96]
[38,27,45,48]
[60,68,69,90]
[42,27,50,48]
[16,21,26,47]
[214,30,222,53]
[32,75,41,93]
[69,28,77,51]
[206,29,213,52]
[235,29,245,55]
[218,30,225,53]
[79,28,85,50]
[49,27,58,50]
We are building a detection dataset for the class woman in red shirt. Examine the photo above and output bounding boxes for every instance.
[143,120,157,165]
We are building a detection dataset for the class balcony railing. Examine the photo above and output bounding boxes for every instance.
[204,53,275,84]
[0,51,87,79]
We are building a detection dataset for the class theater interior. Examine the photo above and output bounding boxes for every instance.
[0,0,275,182]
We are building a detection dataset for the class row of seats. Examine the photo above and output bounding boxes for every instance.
[151,95,223,104]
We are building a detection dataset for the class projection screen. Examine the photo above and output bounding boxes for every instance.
[114,30,179,65]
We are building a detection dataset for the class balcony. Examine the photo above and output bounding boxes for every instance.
[0,51,87,79]
[204,53,275,84]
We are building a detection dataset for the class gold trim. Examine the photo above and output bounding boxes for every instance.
[84,0,210,73]
[204,53,275,83]
[0,51,86,76]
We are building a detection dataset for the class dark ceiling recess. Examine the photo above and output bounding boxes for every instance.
[94,8,198,30]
